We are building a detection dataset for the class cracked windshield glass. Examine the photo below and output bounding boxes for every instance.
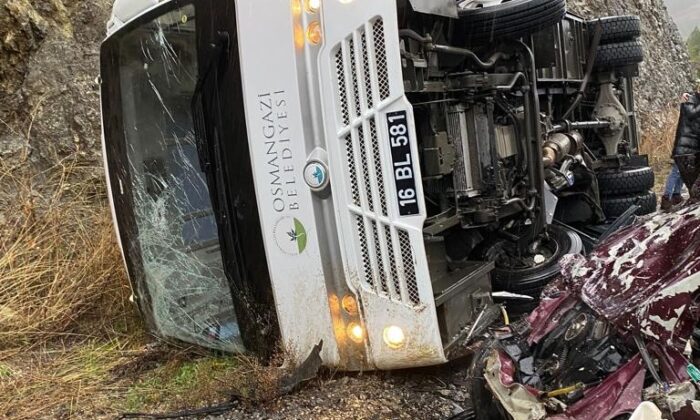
[117,4,243,352]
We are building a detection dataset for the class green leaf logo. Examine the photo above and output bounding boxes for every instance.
[293,218,307,254]
[273,217,309,255]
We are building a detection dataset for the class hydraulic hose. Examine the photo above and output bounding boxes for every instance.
[397,29,509,70]
[515,39,547,237]
[429,44,509,70]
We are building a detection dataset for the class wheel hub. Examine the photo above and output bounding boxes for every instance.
[457,0,506,10]
[485,233,560,271]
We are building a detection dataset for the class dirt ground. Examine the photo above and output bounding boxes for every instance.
[1,342,473,420]
[206,365,470,420]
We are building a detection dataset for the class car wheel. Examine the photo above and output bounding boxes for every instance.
[457,0,566,43]
[601,190,657,219]
[490,225,583,315]
[588,16,642,44]
[597,166,655,196]
[594,39,644,68]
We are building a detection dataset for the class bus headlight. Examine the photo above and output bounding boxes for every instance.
[306,21,323,45]
[347,322,364,343]
[306,0,321,13]
[341,295,358,315]
[383,326,405,349]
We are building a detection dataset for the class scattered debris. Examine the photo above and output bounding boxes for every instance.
[469,204,700,419]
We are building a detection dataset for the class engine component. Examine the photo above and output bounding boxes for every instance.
[565,313,589,341]
[422,132,456,177]
[593,77,629,156]
[495,124,518,159]
[542,131,583,167]
[447,104,483,197]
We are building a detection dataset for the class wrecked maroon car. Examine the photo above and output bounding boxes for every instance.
[468,204,700,419]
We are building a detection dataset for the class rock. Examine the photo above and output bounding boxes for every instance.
[0,133,25,158]
[437,389,452,397]
[0,0,109,169]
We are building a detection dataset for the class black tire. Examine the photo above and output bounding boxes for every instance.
[588,16,642,44]
[601,191,657,219]
[492,225,582,291]
[597,166,655,196]
[458,0,566,43]
[491,226,583,316]
[594,40,644,68]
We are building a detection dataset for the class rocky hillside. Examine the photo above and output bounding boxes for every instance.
[569,0,694,140]
[0,0,693,167]
[0,0,110,168]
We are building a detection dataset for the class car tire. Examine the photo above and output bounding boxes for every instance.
[601,191,657,219]
[458,0,566,43]
[491,225,583,316]
[594,39,644,68]
[597,166,655,196]
[588,16,642,44]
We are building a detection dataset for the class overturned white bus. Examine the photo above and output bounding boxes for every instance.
[101,0,651,370]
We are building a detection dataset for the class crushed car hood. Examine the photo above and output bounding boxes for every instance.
[538,204,700,350]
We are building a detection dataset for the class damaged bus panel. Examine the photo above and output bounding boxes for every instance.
[101,0,654,370]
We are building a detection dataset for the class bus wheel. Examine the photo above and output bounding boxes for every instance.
[457,0,566,43]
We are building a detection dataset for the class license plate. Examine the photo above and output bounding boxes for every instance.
[386,111,419,216]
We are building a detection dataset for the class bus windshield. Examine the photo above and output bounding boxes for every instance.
[105,3,244,352]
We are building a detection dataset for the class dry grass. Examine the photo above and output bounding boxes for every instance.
[639,105,679,171]
[0,159,140,418]
[0,336,264,419]
[0,160,133,349]
[1,339,144,419]
[638,105,684,196]
[121,349,292,414]
[0,160,294,419]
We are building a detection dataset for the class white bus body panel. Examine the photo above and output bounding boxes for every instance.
[236,0,446,369]
[235,1,341,366]
[314,0,445,369]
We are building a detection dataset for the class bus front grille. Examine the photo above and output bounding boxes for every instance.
[331,18,421,307]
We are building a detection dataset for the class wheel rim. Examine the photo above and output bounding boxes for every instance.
[486,234,561,272]
[457,0,507,10]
